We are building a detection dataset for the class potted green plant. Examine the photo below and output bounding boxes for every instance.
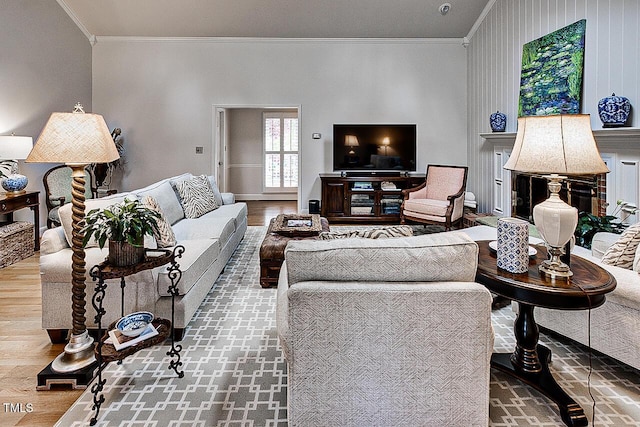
[574,200,638,249]
[81,198,160,266]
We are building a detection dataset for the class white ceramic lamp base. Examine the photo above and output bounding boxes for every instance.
[533,176,577,279]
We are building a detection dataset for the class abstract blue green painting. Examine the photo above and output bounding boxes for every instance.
[518,19,586,117]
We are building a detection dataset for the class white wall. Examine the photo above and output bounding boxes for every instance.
[91,38,468,208]
[468,0,640,213]
[0,0,92,226]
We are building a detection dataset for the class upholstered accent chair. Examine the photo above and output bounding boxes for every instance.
[401,164,468,231]
[43,165,95,228]
[277,232,493,427]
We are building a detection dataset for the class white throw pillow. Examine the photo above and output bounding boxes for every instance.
[207,176,224,207]
[142,195,177,248]
[58,196,128,248]
[173,175,219,219]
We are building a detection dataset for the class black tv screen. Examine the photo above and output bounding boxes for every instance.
[333,124,417,172]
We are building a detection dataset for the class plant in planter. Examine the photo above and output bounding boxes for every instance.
[575,200,639,249]
[81,198,160,266]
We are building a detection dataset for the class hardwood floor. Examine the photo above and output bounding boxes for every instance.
[0,200,297,426]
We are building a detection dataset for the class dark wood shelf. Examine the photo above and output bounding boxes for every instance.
[94,249,174,279]
[97,318,172,363]
[320,174,424,223]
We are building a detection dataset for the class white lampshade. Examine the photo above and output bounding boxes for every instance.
[27,105,119,165]
[503,114,609,279]
[0,135,33,160]
[345,135,359,147]
[504,114,609,175]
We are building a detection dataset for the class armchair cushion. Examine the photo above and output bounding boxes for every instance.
[285,232,478,285]
[403,198,450,217]
[425,165,467,201]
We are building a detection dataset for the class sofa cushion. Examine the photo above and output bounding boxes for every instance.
[155,239,221,296]
[58,196,128,247]
[591,232,621,260]
[203,202,248,229]
[141,195,177,248]
[285,232,478,285]
[171,216,236,244]
[207,176,224,207]
[319,225,413,240]
[134,180,185,226]
[601,223,640,269]
[173,175,220,219]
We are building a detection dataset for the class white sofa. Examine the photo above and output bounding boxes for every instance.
[277,232,494,427]
[40,173,247,343]
[535,232,640,371]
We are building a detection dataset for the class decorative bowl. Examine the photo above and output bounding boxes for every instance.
[115,311,154,337]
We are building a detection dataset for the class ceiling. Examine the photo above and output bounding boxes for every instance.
[59,0,491,39]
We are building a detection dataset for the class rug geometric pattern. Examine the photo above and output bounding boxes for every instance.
[57,226,640,426]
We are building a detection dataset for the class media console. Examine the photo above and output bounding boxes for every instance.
[320,173,424,223]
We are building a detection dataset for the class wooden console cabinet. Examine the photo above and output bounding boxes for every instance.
[320,174,424,223]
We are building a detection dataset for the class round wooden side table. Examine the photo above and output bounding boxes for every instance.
[475,240,616,427]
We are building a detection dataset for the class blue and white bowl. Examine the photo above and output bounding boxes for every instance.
[116,311,154,337]
[1,174,28,193]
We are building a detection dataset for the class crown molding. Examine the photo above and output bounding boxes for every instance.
[57,0,93,43]
[92,36,465,46]
[466,0,497,42]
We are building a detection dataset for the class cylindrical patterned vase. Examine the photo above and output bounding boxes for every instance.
[497,217,530,273]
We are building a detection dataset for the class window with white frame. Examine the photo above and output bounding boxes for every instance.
[264,112,298,191]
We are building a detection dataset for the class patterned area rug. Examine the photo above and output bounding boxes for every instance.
[57,226,640,426]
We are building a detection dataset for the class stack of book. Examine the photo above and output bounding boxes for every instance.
[106,323,159,351]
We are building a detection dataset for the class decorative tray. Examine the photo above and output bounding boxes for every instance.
[271,214,322,236]
[97,318,171,362]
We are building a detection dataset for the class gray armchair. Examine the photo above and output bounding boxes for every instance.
[277,232,493,427]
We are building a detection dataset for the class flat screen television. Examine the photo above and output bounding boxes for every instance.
[333,124,417,172]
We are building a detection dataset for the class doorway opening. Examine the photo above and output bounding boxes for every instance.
[213,105,301,207]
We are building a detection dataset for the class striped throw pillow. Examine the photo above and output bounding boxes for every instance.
[142,195,177,248]
[601,222,640,269]
[174,175,220,219]
[319,225,414,240]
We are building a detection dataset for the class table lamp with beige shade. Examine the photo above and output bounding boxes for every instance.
[504,114,609,279]
[27,103,119,376]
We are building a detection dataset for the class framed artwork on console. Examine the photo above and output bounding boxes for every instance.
[518,19,586,117]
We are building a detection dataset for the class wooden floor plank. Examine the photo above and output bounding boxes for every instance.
[0,200,296,426]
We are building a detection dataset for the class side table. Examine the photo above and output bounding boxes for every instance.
[475,240,616,427]
[88,246,185,425]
